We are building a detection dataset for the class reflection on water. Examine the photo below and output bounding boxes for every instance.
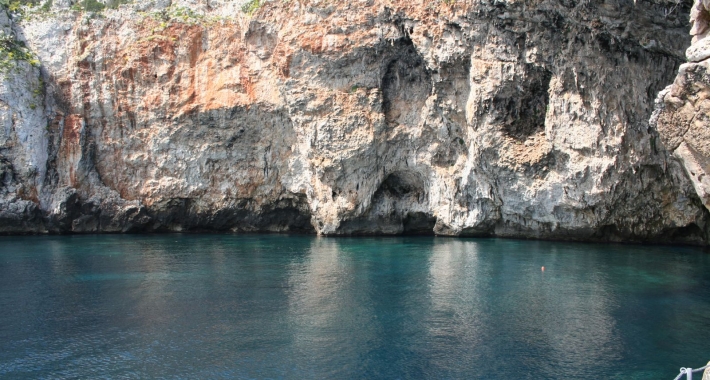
[426,240,486,374]
[425,240,621,378]
[0,235,709,379]
[287,239,377,377]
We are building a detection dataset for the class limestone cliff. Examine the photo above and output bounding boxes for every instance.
[0,0,707,243]
[653,0,710,232]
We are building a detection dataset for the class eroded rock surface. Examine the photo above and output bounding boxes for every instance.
[653,0,710,230]
[0,0,707,243]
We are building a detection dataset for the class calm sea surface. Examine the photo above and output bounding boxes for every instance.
[0,235,709,379]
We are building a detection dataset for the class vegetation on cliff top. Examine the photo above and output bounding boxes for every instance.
[0,0,43,73]
[1,0,51,18]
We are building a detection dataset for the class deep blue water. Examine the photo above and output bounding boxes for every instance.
[0,235,709,379]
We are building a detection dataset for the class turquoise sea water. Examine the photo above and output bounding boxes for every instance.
[0,235,709,379]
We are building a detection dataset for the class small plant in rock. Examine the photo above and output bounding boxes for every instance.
[19,0,53,19]
[0,0,41,8]
[145,6,206,26]
[241,0,261,15]
[104,0,130,9]
[0,0,41,18]
[80,0,105,12]
[0,33,40,73]
[168,6,202,23]
[33,76,44,97]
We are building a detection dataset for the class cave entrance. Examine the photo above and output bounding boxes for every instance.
[495,64,552,141]
[376,171,427,202]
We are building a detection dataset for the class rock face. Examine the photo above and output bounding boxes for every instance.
[0,0,708,243]
[653,0,710,227]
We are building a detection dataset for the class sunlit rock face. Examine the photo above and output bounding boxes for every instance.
[652,0,710,233]
[0,0,707,243]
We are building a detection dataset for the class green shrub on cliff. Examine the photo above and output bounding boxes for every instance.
[0,0,41,9]
[168,6,202,23]
[0,0,41,17]
[0,1,43,70]
[241,0,261,15]
[70,0,104,12]
[0,33,40,73]
[104,0,130,9]
[142,5,236,27]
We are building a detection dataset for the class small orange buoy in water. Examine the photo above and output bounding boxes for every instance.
[541,266,545,272]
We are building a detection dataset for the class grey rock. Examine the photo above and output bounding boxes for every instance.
[0,0,705,244]
[687,38,710,62]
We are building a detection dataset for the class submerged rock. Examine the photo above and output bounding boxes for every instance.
[0,0,707,243]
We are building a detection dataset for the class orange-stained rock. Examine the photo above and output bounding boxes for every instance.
[0,0,705,242]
